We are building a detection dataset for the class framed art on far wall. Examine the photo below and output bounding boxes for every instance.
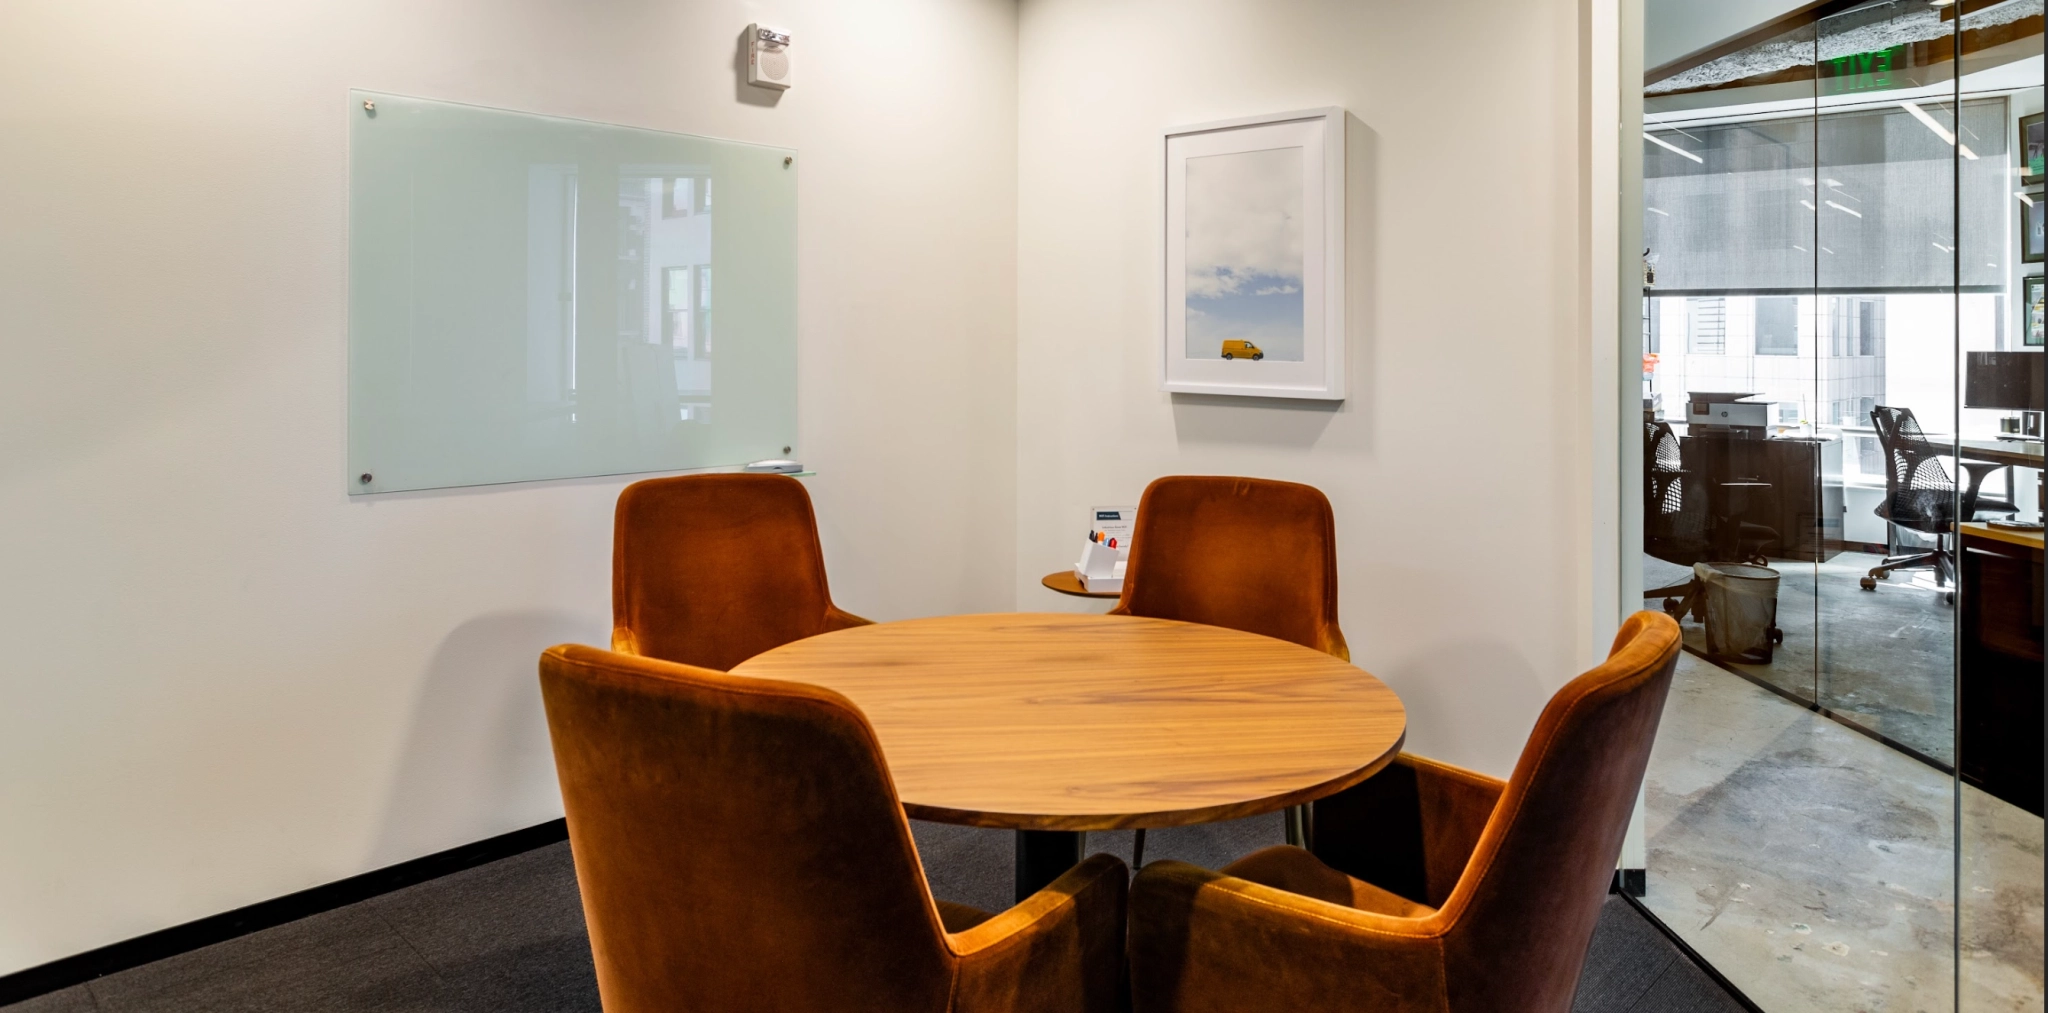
[1162,108,1346,400]
[2022,112,2044,187]
[2026,274,2044,348]
[2026,189,2045,265]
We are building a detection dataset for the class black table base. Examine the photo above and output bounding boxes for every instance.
[1014,830,1084,902]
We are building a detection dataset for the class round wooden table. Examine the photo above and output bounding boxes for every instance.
[1040,570,1119,598]
[731,612,1406,899]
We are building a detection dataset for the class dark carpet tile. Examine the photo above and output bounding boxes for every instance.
[84,905,442,1013]
[1573,897,1680,1013]
[909,822,1016,913]
[0,986,97,1013]
[367,843,598,1013]
[1631,952,1753,1013]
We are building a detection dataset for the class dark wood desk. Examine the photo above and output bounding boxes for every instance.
[1681,433,1844,561]
[1959,522,2044,816]
[1959,438,2045,470]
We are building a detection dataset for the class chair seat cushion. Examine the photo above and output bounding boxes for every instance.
[1222,845,1436,919]
[935,899,996,932]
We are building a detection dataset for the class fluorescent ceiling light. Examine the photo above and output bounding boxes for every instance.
[1899,101,1979,159]
[2019,192,2038,207]
[1824,178,1843,187]
[1644,132,1704,163]
[1821,247,1835,254]
[1932,242,1952,252]
[1648,207,1669,216]
[1824,200,1862,218]
[1801,200,1816,210]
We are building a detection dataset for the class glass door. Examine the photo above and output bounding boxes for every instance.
[1635,1,2042,1008]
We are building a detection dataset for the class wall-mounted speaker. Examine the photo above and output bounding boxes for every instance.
[748,24,792,90]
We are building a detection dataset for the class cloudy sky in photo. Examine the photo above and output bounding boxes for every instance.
[1184,145,1305,361]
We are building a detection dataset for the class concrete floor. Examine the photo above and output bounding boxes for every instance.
[1640,650,2044,1012]
[1645,551,1955,764]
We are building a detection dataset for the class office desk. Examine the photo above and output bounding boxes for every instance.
[1681,432,1844,561]
[732,612,1406,899]
[1959,522,2044,816]
[1959,438,2044,470]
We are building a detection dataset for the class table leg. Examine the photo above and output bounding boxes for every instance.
[1015,830,1084,903]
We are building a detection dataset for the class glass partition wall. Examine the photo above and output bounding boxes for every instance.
[1636,2,2042,1009]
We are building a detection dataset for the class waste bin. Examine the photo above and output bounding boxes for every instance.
[1693,561,1783,663]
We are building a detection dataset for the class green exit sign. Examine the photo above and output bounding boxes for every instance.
[1822,46,1905,95]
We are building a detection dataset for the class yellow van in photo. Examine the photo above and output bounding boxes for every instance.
[1220,340,1264,361]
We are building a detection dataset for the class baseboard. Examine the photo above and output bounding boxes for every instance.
[1618,890,1769,1013]
[0,819,568,1006]
[1611,868,1646,897]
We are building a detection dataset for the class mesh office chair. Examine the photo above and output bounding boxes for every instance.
[1860,405,2016,594]
[1643,421,1712,618]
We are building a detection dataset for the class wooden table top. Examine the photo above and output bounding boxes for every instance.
[1961,521,2046,551]
[1040,570,1119,598]
[731,613,1407,831]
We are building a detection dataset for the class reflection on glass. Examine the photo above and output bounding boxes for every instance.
[1634,1,2046,1008]
[348,91,796,494]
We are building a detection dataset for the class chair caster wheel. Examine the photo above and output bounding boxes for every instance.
[1768,627,1783,645]
[1663,598,1684,616]
[1944,592,1956,606]
[1859,577,1877,591]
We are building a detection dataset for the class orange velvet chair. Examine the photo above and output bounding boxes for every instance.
[1110,475,1348,661]
[539,644,1130,1013]
[1127,611,1683,1013]
[612,473,870,671]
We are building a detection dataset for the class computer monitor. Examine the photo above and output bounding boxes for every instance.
[1963,351,2045,412]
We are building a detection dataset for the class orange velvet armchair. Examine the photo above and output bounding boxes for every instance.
[1110,475,1348,661]
[1127,611,1683,1013]
[539,644,1130,1013]
[612,473,870,671]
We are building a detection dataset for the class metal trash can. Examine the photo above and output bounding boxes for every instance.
[1693,561,1783,663]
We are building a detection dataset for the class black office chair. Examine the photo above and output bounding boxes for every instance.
[1861,405,2016,595]
[1644,421,1712,618]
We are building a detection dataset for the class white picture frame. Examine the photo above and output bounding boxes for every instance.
[1163,108,1345,400]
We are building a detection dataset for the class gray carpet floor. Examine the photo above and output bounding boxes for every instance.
[4,823,1748,1013]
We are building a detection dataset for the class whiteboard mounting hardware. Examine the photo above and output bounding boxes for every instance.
[748,24,793,90]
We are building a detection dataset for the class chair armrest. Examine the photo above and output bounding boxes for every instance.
[948,853,1128,1013]
[823,605,874,632]
[1128,860,1446,1013]
[1312,753,1504,909]
[609,626,640,655]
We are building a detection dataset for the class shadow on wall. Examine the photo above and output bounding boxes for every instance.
[369,610,604,867]
[1166,114,1379,454]
[1385,638,1553,776]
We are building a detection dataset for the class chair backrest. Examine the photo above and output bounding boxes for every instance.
[613,473,843,671]
[539,644,956,1013]
[1437,612,1682,1013]
[1110,476,1347,660]
[1643,423,1709,565]
[1869,405,1957,528]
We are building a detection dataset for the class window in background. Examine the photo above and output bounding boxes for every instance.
[1688,297,1726,353]
[1757,296,1799,355]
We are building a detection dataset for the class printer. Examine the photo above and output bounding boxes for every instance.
[1685,391,1770,436]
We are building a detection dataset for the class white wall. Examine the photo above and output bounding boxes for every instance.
[0,0,1018,974]
[1014,0,1605,781]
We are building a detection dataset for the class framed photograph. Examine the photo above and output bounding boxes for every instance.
[2022,112,2045,187]
[2025,274,2044,348]
[2025,189,2045,265]
[1163,108,1345,400]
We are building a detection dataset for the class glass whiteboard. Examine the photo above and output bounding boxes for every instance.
[348,90,797,494]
